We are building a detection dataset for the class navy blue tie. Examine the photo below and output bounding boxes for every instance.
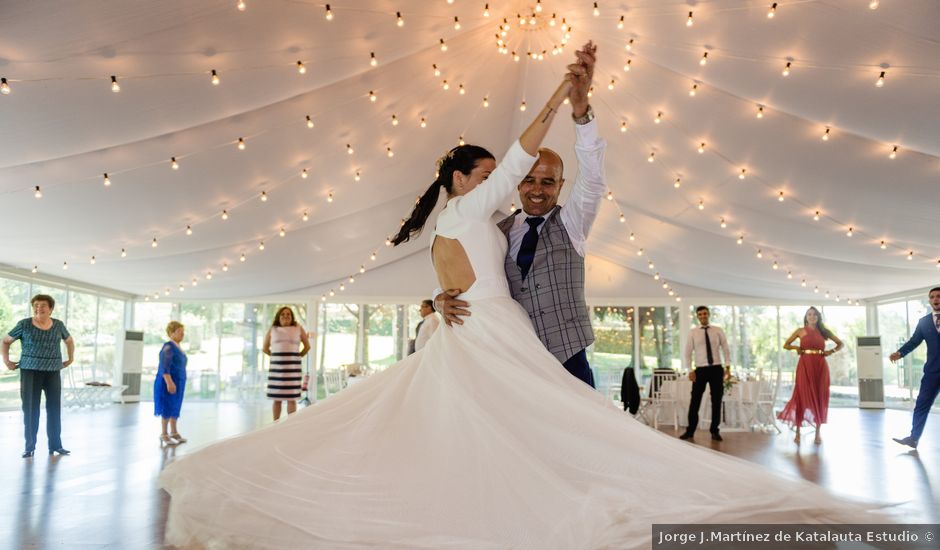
[516,216,544,280]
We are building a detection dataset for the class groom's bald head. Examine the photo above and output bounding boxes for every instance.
[517,148,565,216]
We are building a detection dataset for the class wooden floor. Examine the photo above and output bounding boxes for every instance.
[0,403,936,549]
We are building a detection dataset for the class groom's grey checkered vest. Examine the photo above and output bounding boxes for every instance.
[498,206,594,364]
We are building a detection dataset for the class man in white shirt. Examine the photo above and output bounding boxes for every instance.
[436,42,605,388]
[413,299,439,353]
[680,306,732,441]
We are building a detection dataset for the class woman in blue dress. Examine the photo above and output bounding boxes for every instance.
[154,321,187,445]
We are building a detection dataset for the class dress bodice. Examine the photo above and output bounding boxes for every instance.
[799,327,826,351]
[270,325,302,353]
[431,140,538,300]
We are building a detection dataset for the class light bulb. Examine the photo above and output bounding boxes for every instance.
[608,79,615,90]
[454,16,460,30]
[34,186,42,198]
[620,121,628,132]
[647,152,655,162]
[889,145,898,159]
[756,249,763,258]
[329,290,335,297]
[520,101,526,112]
[258,241,265,251]
[301,168,308,179]
[756,105,764,118]
[346,143,354,154]
[222,263,229,272]
[768,2,777,17]
[737,235,744,245]
[772,261,779,270]
[370,52,377,67]
[222,210,229,220]
[237,0,246,11]
[171,157,179,170]
[89,256,95,265]
[619,213,626,223]
[211,70,220,85]
[846,227,854,237]
[778,191,785,202]
[654,112,663,124]
[626,38,635,51]
[782,61,791,76]
[801,279,807,287]
[593,2,600,17]
[442,80,449,90]
[869,0,879,9]
[689,83,698,96]
[629,233,636,241]
[648,261,655,269]
[813,210,820,221]
[387,147,394,158]
[237,137,246,150]
[720,217,727,228]
[327,191,334,202]
[396,11,404,26]
[617,15,624,29]
[483,96,489,107]
[607,191,614,201]
[637,248,644,256]
[121,248,127,258]
[686,11,694,26]
[186,225,192,235]
[0,77,10,95]
[260,191,268,202]
[368,90,376,102]
[297,61,306,74]
[354,171,361,181]
[360,265,366,273]
[240,253,246,262]
[699,52,708,66]
[370,252,377,261]
[535,1,542,13]
[483,4,489,17]
[391,114,399,126]
[876,71,885,87]
[325,4,332,20]
[349,276,355,283]
[623,59,632,71]
[306,115,314,128]
[697,199,705,210]
[279,227,286,237]
[206,271,213,280]
[440,38,447,52]
[151,237,158,248]
[63,261,68,270]
[822,128,831,141]
[880,240,887,249]
[739,168,747,180]
[458,84,465,95]
[103,173,111,186]
[302,211,309,221]
[111,75,120,92]
[654,272,660,280]
[907,250,914,260]
[674,178,681,188]
[698,142,705,153]
[458,136,465,146]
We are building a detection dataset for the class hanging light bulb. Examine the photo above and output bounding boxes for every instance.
[236,0,246,11]
[0,77,10,95]
[458,84,465,95]
[880,240,887,249]
[907,250,914,260]
[354,170,361,182]
[222,262,229,272]
[813,210,821,221]
[482,96,489,108]
[89,256,96,265]
[756,249,763,259]
[151,237,158,248]
[593,2,600,17]
[787,271,793,279]
[63,261,68,270]
[442,80,449,90]
[654,111,663,124]
[674,178,681,188]
[869,0,879,9]
[889,145,898,159]
[31,265,38,273]
[782,61,791,76]
[305,115,314,128]
[698,142,706,153]
[822,127,831,141]
[699,51,708,66]
[103,173,111,186]
[876,70,886,87]
[736,235,744,245]
[34,186,42,198]
[619,213,626,223]
[626,38,635,51]
[440,38,447,52]
[368,90,376,102]
[210,69,220,85]
[520,101,526,112]
[370,52,377,67]
[258,241,265,251]
[719,217,727,228]
[296,60,307,75]
[186,225,193,236]
[206,271,213,280]
[648,261,655,270]
[620,121,628,132]
[846,226,854,237]
[801,279,807,287]
[279,227,286,237]
[419,117,427,128]
[483,4,490,17]
[260,191,268,202]
[222,209,229,220]
[607,191,614,201]
[739,168,747,179]
[686,11,694,27]
[756,105,764,118]
[240,252,246,262]
[360,265,366,274]
[396,11,404,26]
[458,136,465,146]
[629,232,636,241]
[768,2,777,18]
[324,4,332,20]
[772,261,779,270]
[637,248,644,256]
[370,251,377,261]
[453,16,461,30]
[170,157,179,170]
[301,168,309,179]
[237,137,246,150]
[647,152,655,162]
[778,191,785,202]
[191,278,198,287]
[617,15,624,29]
[386,146,394,158]
[110,75,120,92]
[327,191,334,202]
[346,143,354,154]
[623,58,632,72]
[697,199,705,210]
[302,210,309,222]
[689,83,698,96]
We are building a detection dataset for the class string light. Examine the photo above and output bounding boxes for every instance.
[34,186,42,198]
[370,251,377,261]
[121,248,127,258]
[206,271,213,280]
[756,105,764,118]
[689,83,698,96]
[483,4,489,17]
[110,75,120,92]
[822,127,831,141]
[258,241,265,251]
[103,173,111,187]
[31,266,38,273]
[876,71,886,87]
[697,199,705,210]
[222,209,229,220]
[279,227,286,237]
[325,4,332,20]
[186,225,193,236]
[846,226,854,237]
[368,90,376,102]
[619,213,626,223]
[236,0,246,11]
[674,178,681,188]
[608,79,615,90]
[386,146,394,158]
[210,70,220,86]
[625,38,635,51]
[458,84,465,95]
[593,2,600,17]
[0,77,9,95]
[63,261,68,270]
[191,278,198,287]
[654,111,663,124]
[637,248,644,256]
[907,250,914,260]
[737,235,744,245]
[302,211,309,221]
[889,145,898,159]
[346,143,354,155]
[440,38,447,52]
[699,52,708,66]
[237,137,246,150]
[240,253,246,262]
[306,115,314,128]
[420,117,427,128]
[483,96,489,108]
[654,272,661,280]
[354,170,361,181]
[295,61,306,75]
[607,191,614,201]
[648,261,655,270]
[170,157,179,170]
[301,169,309,179]
[442,80,449,90]
[629,233,636,241]
[880,240,887,249]
[370,52,378,67]
[260,191,268,202]
[768,2,777,18]
[396,11,404,26]
[756,249,763,259]
[620,121,628,132]
[778,191,785,202]
[520,101,526,112]
[453,16,460,30]
[719,217,727,228]
[697,142,705,153]
[458,136,465,146]
[802,279,807,287]
[360,265,366,273]
[787,271,793,279]
[772,261,779,270]
[617,15,624,29]
[647,152,655,162]
[222,263,229,272]
[813,210,820,221]
[151,237,158,248]
[327,191,334,202]
[686,11,694,27]
[623,59,632,71]
[782,61,791,76]
[739,168,747,179]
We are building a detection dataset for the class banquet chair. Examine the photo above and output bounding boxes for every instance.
[637,370,679,430]
[743,368,782,433]
[323,369,348,397]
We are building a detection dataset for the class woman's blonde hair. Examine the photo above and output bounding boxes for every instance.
[166,321,185,338]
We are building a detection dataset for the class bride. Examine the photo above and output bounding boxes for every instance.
[160,45,882,549]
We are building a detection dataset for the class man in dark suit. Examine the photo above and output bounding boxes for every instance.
[890,286,940,449]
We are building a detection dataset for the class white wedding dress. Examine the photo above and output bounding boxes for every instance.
[160,141,882,549]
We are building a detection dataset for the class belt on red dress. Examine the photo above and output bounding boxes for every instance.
[801,349,825,355]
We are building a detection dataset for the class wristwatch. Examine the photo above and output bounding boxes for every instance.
[572,104,594,125]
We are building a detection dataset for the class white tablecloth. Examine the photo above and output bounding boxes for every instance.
[659,379,767,431]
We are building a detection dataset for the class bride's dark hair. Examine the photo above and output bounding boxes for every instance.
[391,144,494,246]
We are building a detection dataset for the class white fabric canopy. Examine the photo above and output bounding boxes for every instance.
[1,0,937,302]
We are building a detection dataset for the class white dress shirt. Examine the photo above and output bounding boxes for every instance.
[414,313,440,352]
[684,325,731,369]
[507,119,607,259]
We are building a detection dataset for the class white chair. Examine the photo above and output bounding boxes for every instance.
[637,371,680,430]
[743,368,782,433]
[323,369,348,397]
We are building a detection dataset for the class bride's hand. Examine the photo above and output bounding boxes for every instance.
[547,77,573,110]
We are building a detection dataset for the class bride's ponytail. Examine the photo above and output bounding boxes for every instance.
[392,144,494,246]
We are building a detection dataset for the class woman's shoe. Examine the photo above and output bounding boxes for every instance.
[22,451,34,458]
[170,433,187,444]
[160,434,177,446]
[49,448,71,456]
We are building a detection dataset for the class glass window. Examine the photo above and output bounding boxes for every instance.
[96,298,124,382]
[820,306,866,406]
[66,290,98,378]
[180,303,222,400]
[219,303,265,402]
[0,276,31,409]
[319,304,358,371]
[133,302,177,401]
[877,301,911,408]
[590,306,635,393]
[906,297,932,408]
[366,304,399,370]
[639,306,679,371]
[733,306,778,374]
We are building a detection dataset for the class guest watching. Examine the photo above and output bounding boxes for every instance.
[263,307,310,420]
[155,321,188,446]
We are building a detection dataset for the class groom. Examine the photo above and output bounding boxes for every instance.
[436,42,606,387]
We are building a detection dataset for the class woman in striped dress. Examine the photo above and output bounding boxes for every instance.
[262,307,310,420]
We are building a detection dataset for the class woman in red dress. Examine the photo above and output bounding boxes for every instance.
[778,307,844,444]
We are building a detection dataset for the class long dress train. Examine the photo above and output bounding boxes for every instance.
[160,141,883,550]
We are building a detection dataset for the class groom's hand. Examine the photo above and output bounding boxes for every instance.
[567,41,596,118]
[435,289,470,326]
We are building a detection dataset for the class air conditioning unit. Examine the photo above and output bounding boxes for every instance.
[857,336,884,409]
[115,330,144,403]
